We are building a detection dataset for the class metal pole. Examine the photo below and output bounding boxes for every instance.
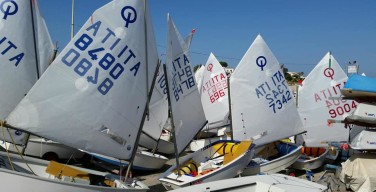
[163,64,181,176]
[227,76,233,140]
[71,0,75,40]
[29,0,40,78]
[125,0,154,179]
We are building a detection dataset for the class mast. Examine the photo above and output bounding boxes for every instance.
[125,0,153,178]
[29,0,40,78]
[19,0,40,154]
[163,64,181,176]
[125,61,160,179]
[227,75,234,139]
[71,0,75,40]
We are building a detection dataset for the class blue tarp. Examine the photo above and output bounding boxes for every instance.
[344,74,376,93]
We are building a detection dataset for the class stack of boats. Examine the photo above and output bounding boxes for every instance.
[331,74,376,192]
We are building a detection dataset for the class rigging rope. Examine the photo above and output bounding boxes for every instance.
[2,122,37,175]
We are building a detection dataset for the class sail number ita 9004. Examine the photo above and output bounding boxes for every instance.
[255,70,292,114]
[61,20,141,96]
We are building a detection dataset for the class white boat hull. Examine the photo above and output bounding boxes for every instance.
[139,133,175,155]
[0,151,148,191]
[242,142,302,176]
[189,137,220,152]
[91,150,168,171]
[1,135,85,161]
[170,174,327,192]
[159,140,255,190]
[292,147,329,170]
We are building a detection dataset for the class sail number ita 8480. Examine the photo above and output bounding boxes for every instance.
[61,21,141,96]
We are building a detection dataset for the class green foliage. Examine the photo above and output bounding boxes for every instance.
[282,66,303,83]
[193,65,203,72]
[219,61,228,67]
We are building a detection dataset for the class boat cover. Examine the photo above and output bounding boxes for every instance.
[343,74,376,93]
[340,153,376,192]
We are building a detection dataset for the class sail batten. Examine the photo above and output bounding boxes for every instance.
[5,0,159,160]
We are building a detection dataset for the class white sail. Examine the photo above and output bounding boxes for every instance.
[195,65,204,93]
[33,0,56,74]
[165,14,206,155]
[230,35,304,146]
[201,53,229,128]
[142,65,168,140]
[6,0,159,160]
[142,28,198,142]
[297,52,356,147]
[0,0,55,145]
[184,29,195,50]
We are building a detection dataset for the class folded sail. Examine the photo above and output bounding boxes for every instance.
[297,52,356,147]
[200,53,229,128]
[165,14,206,155]
[231,35,304,146]
[6,0,159,160]
[0,0,55,145]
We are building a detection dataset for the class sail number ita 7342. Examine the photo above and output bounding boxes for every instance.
[255,70,292,114]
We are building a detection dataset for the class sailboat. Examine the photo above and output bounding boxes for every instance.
[138,29,198,155]
[159,15,254,190]
[294,52,357,170]
[189,53,229,152]
[230,35,304,176]
[0,0,159,190]
[0,0,55,145]
[0,0,84,162]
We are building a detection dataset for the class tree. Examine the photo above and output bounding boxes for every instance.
[283,67,292,81]
[219,61,228,68]
[193,64,203,72]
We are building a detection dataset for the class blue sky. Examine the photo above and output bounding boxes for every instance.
[38,0,376,77]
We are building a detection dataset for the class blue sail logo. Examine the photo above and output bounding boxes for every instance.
[1,0,18,20]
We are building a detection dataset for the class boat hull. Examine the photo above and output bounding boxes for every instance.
[139,133,175,155]
[242,142,302,176]
[169,174,327,192]
[91,150,168,171]
[292,147,329,170]
[189,137,221,152]
[0,151,148,191]
[159,140,254,190]
[1,135,85,161]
